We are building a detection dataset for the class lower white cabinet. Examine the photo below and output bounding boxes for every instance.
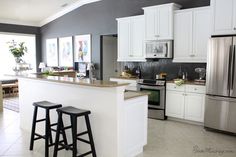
[184,93,205,122]
[166,91,185,119]
[166,83,205,122]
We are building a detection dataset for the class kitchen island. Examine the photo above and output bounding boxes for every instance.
[17,74,148,157]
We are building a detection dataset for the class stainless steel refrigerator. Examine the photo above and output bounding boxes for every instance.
[205,36,236,134]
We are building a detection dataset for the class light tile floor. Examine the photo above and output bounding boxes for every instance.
[0,109,236,157]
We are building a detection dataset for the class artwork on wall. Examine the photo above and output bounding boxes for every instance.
[74,34,91,62]
[46,38,58,67]
[59,37,73,67]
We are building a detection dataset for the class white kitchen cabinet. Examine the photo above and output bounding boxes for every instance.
[173,7,211,63]
[185,93,205,122]
[110,77,137,91]
[212,0,236,35]
[166,90,185,119]
[117,18,130,61]
[173,10,193,61]
[117,15,145,62]
[166,83,206,123]
[143,3,181,41]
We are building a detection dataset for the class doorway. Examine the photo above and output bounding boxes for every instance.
[100,35,121,81]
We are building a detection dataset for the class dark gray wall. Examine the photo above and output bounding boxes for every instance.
[40,0,210,79]
[0,23,41,70]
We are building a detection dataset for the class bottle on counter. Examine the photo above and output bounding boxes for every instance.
[135,66,142,79]
[178,66,182,78]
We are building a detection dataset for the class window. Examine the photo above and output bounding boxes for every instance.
[0,33,36,78]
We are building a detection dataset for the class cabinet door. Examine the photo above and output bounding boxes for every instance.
[158,6,173,40]
[173,11,193,62]
[192,8,211,62]
[166,91,185,119]
[117,19,130,61]
[212,0,234,35]
[130,16,145,60]
[185,93,205,122]
[144,9,156,40]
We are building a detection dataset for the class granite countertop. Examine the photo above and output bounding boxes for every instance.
[9,74,129,88]
[124,91,149,100]
[166,80,206,86]
[111,76,139,80]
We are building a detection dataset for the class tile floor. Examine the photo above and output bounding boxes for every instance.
[0,109,236,157]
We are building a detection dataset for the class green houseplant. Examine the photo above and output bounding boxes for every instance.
[8,40,27,63]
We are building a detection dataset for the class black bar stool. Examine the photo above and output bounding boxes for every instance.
[53,106,97,157]
[29,101,68,157]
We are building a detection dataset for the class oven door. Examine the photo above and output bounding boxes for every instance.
[139,84,165,109]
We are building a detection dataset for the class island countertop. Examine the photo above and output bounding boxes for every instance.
[9,74,129,87]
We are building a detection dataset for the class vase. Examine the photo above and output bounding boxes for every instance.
[15,57,22,63]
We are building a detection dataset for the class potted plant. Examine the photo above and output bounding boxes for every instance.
[8,40,27,63]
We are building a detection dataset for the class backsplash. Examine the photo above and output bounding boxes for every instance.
[121,59,206,81]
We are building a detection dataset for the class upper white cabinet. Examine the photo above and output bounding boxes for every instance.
[212,0,236,35]
[143,3,181,41]
[173,7,211,63]
[117,15,146,62]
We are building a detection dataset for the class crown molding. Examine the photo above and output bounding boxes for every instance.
[0,0,101,27]
[39,0,101,27]
[0,18,40,27]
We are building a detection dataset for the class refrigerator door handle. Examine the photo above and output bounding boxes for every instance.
[231,45,235,90]
[228,45,233,90]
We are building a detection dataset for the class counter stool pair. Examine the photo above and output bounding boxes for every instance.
[29,101,96,157]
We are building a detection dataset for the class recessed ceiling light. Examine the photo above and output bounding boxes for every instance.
[61,3,68,8]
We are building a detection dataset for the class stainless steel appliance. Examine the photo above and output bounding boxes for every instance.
[205,36,236,134]
[146,40,172,59]
[137,79,166,120]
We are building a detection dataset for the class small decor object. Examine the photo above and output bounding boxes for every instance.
[59,37,73,67]
[38,62,46,72]
[46,38,58,67]
[74,34,91,62]
[8,40,27,63]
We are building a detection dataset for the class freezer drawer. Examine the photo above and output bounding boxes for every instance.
[204,95,236,133]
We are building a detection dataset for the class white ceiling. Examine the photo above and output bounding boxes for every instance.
[0,0,100,27]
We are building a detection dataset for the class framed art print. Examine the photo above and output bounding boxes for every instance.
[74,34,91,62]
[46,38,58,66]
[59,37,73,67]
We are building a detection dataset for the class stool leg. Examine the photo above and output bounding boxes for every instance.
[53,112,62,157]
[48,111,53,145]
[45,109,50,157]
[61,120,69,149]
[29,106,38,150]
[85,115,97,157]
[71,116,77,157]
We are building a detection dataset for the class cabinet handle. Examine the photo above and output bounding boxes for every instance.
[155,35,160,37]
[190,54,195,57]
[194,88,197,90]
[234,27,236,30]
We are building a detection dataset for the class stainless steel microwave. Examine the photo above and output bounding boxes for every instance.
[145,40,172,59]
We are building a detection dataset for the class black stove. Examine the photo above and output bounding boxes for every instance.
[137,79,166,86]
[137,79,166,120]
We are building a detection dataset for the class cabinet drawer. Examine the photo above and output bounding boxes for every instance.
[166,83,185,91]
[186,85,206,94]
